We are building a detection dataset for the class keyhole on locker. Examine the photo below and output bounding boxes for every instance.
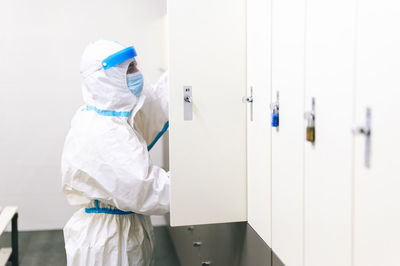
[184,95,192,103]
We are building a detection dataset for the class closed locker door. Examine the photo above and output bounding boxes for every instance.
[303,0,356,265]
[247,0,272,246]
[304,0,356,266]
[271,0,306,264]
[353,0,400,265]
[168,0,247,226]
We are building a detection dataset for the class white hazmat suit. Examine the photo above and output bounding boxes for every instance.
[61,40,170,266]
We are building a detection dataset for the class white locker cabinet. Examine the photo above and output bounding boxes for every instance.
[353,0,400,265]
[271,0,306,265]
[247,0,272,245]
[169,1,400,265]
[303,0,355,265]
[168,0,247,226]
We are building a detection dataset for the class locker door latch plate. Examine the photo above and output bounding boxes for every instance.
[184,86,193,121]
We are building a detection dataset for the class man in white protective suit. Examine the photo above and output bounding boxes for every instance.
[61,40,170,266]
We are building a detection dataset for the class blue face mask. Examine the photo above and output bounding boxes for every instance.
[126,72,144,97]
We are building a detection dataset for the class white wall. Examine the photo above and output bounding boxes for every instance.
[0,0,168,230]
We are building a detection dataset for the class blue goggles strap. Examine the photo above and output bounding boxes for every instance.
[102,46,137,70]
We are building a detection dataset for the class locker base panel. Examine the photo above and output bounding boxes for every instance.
[168,221,285,266]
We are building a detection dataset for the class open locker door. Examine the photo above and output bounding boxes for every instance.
[168,0,247,226]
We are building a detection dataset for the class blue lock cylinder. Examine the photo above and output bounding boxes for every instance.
[271,91,280,128]
[272,112,279,127]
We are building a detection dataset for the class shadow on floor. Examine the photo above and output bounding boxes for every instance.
[0,226,179,266]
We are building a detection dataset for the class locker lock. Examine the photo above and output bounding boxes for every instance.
[184,95,192,103]
[304,97,316,143]
[270,91,280,128]
[184,86,193,121]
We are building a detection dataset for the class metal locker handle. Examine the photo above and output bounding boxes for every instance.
[243,86,254,121]
[193,241,202,247]
[187,226,194,232]
[352,107,372,168]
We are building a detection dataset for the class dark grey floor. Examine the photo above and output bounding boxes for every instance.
[0,226,180,266]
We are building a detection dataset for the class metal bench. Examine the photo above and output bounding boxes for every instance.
[0,207,18,266]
